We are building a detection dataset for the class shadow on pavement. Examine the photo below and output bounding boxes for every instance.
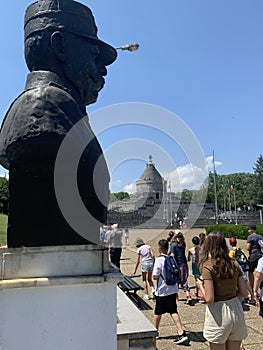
[156,330,206,347]
[127,294,153,310]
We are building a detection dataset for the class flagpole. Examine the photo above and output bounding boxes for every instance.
[168,181,173,226]
[166,181,168,222]
[162,178,165,220]
[222,183,226,219]
[233,190,237,225]
[170,182,173,226]
[228,182,232,223]
[233,184,237,225]
[166,189,168,222]
[162,178,166,220]
[213,150,219,224]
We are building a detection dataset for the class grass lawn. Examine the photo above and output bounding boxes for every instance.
[0,214,7,246]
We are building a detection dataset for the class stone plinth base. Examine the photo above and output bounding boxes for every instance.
[0,244,110,279]
[0,245,122,350]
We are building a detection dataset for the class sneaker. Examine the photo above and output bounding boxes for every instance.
[185,296,193,305]
[199,297,206,303]
[173,331,188,344]
[143,295,150,300]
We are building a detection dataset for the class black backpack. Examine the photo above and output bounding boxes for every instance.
[234,248,249,272]
[160,255,180,285]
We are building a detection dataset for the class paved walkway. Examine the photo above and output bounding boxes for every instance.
[119,228,263,350]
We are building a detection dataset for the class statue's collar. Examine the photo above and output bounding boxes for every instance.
[25,71,86,112]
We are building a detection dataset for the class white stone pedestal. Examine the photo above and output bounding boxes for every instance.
[0,245,122,350]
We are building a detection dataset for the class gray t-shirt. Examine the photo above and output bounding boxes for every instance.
[247,233,263,257]
[108,229,123,248]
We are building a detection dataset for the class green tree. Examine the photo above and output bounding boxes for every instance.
[192,182,208,203]
[253,154,263,205]
[205,172,216,204]
[195,172,257,211]
[110,192,130,202]
[180,189,193,201]
[0,177,8,214]
[217,173,257,210]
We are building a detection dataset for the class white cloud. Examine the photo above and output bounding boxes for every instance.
[205,155,222,172]
[164,156,222,192]
[123,183,136,194]
[164,164,206,192]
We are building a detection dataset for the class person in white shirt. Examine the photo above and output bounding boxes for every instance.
[152,239,188,345]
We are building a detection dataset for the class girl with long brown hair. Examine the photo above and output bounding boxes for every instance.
[197,231,248,350]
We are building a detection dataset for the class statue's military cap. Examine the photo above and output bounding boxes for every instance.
[24,0,117,65]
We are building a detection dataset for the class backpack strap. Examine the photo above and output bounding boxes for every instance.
[157,255,166,286]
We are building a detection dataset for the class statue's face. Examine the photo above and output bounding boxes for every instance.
[63,33,107,105]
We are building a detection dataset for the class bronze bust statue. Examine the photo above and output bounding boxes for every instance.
[0,0,117,247]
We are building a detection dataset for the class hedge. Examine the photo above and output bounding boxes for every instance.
[205,224,263,240]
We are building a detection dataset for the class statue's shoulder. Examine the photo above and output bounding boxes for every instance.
[6,82,81,121]
[17,83,76,106]
[0,83,79,141]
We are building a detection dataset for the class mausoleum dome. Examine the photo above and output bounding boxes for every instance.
[136,155,164,196]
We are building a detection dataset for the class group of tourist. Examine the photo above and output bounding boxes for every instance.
[132,231,206,344]
[100,224,130,270]
[129,224,263,349]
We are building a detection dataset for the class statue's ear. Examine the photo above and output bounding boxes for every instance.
[50,31,65,61]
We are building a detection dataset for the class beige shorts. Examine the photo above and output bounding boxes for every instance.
[204,297,247,344]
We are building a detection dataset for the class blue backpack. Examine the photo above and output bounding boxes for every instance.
[160,255,180,285]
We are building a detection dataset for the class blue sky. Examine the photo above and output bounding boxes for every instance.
[0,0,263,193]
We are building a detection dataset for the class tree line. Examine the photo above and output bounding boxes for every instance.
[178,155,263,210]
[0,176,8,214]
